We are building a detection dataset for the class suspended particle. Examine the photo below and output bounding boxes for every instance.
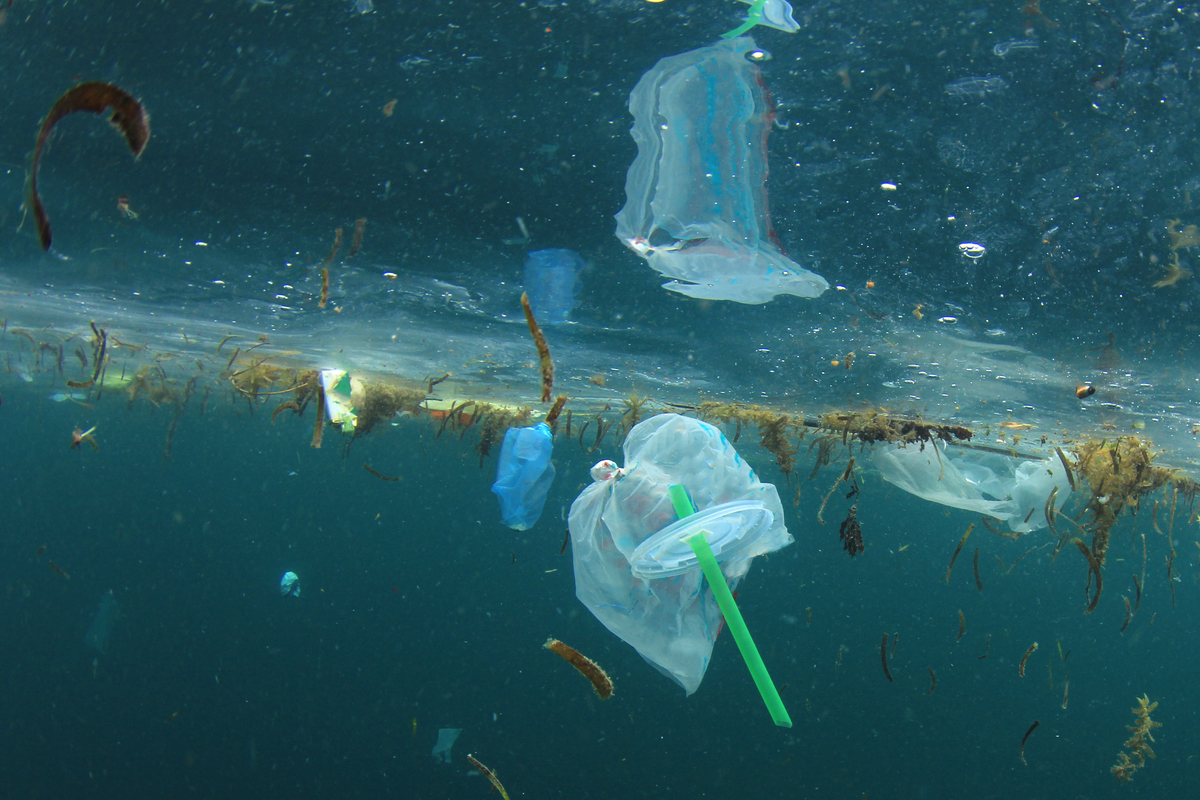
[958,242,987,258]
[746,48,772,63]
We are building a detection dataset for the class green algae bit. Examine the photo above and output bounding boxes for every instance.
[667,484,792,728]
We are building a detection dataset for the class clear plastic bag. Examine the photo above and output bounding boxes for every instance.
[873,442,1072,532]
[567,414,792,694]
[614,37,827,304]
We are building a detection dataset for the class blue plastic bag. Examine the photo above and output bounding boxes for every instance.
[523,249,585,322]
[491,422,555,530]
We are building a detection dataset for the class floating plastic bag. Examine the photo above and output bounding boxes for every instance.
[84,589,119,654]
[615,37,828,304]
[492,422,555,531]
[735,0,800,33]
[431,727,462,763]
[523,249,585,322]
[568,414,792,695]
[873,443,1072,533]
[280,571,300,597]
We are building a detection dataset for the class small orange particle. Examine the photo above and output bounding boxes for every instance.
[830,360,840,368]
[866,280,875,289]
[1075,385,1096,399]
[382,99,397,117]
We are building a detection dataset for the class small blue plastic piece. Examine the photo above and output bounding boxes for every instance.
[523,249,585,322]
[491,422,556,530]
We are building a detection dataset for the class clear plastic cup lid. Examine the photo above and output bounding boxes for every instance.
[630,499,774,579]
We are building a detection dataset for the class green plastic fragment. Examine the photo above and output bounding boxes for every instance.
[720,0,766,39]
[668,484,792,728]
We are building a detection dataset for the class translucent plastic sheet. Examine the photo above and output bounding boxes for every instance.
[84,589,119,654]
[568,415,792,695]
[523,249,585,322]
[873,443,1072,533]
[615,37,827,304]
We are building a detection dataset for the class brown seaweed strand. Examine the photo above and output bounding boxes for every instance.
[957,609,966,642]
[1019,642,1038,677]
[1120,596,1132,632]
[973,546,983,592]
[31,82,150,250]
[520,292,553,402]
[1073,537,1103,614]
[363,464,400,482]
[945,524,973,584]
[1132,574,1142,614]
[545,638,613,699]
[466,755,511,800]
[1055,446,1076,491]
[924,667,937,696]
[311,383,326,449]
[1062,679,1070,710]
[348,217,366,257]
[319,267,330,309]
[880,633,894,682]
[322,227,343,268]
[977,632,991,659]
[545,394,568,427]
[1167,548,1177,609]
[1020,720,1040,765]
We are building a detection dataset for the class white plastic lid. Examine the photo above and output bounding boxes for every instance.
[630,499,774,579]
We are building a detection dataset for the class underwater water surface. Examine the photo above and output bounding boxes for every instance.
[3,1,1200,798]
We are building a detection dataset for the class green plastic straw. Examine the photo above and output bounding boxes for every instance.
[667,485,792,728]
[720,0,765,39]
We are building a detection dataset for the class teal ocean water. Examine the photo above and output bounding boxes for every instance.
[2,1,1198,797]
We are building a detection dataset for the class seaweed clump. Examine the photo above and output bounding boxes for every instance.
[353,383,425,437]
[474,403,532,466]
[818,411,973,447]
[1073,436,1174,565]
[1112,694,1162,784]
[698,402,802,477]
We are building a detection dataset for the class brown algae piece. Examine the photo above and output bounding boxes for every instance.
[544,638,613,699]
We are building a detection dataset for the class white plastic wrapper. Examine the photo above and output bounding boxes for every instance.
[280,571,300,597]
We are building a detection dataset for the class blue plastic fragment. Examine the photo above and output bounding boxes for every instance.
[523,249,585,322]
[491,422,555,530]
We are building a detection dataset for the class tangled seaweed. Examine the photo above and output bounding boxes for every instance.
[1112,694,1162,783]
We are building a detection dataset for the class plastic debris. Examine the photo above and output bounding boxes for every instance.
[568,414,792,694]
[491,422,555,531]
[615,38,827,303]
[431,727,462,763]
[873,443,1072,533]
[523,249,585,322]
[280,571,300,597]
[84,589,120,654]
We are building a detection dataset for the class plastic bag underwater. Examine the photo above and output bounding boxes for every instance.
[872,442,1072,533]
[615,37,827,304]
[492,422,555,531]
[523,248,585,322]
[567,414,792,695]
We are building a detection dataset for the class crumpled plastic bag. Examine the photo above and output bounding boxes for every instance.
[567,414,792,695]
[491,422,555,530]
[872,442,1072,532]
